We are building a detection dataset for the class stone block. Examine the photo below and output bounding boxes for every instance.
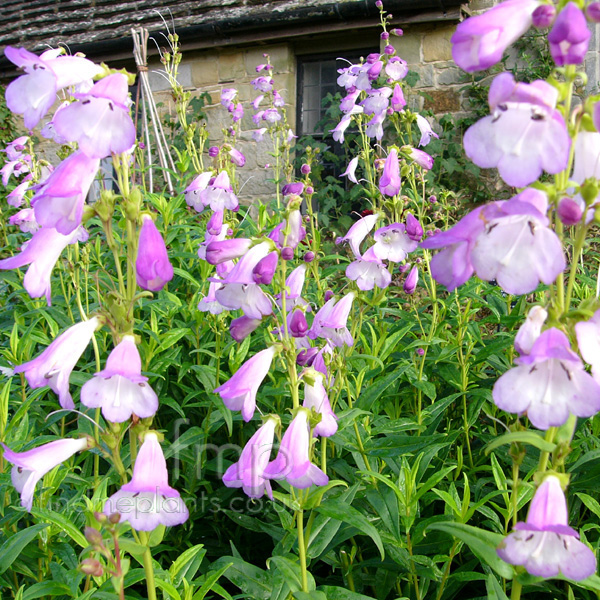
[412,64,434,88]
[190,53,219,87]
[423,89,461,113]
[219,51,246,83]
[436,66,464,86]
[390,31,422,64]
[423,26,454,62]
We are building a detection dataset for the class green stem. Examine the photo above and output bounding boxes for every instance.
[537,427,557,473]
[297,509,309,593]
[511,461,519,528]
[142,542,157,600]
[511,579,522,600]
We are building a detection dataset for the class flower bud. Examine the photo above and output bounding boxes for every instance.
[135,215,174,292]
[306,186,314,195]
[399,263,411,273]
[208,146,220,157]
[207,210,224,235]
[587,2,600,22]
[380,31,389,40]
[108,512,121,525]
[297,347,319,366]
[416,348,425,356]
[391,28,403,36]
[324,290,334,302]
[301,164,311,174]
[281,247,294,260]
[282,182,304,196]
[230,316,262,342]
[229,148,246,167]
[428,195,437,204]
[532,4,556,28]
[403,265,418,294]
[84,527,104,547]
[384,45,395,55]
[252,251,278,284]
[375,0,383,7]
[557,197,583,226]
[289,310,309,337]
[80,558,104,577]
[303,251,315,263]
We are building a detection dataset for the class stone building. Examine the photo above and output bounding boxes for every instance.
[0,0,467,202]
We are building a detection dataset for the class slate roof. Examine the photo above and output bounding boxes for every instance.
[1,0,464,64]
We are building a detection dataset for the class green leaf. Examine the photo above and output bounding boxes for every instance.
[485,573,510,600]
[576,493,600,521]
[192,562,233,600]
[268,556,316,593]
[426,522,513,579]
[22,582,73,600]
[293,593,327,600]
[155,578,182,600]
[170,544,206,586]
[0,523,49,574]
[211,556,272,600]
[485,431,556,454]
[30,508,87,548]
[319,586,377,599]
[316,498,385,559]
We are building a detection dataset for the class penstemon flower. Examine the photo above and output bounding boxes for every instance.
[135,215,174,292]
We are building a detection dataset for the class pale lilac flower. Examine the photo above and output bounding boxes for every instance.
[497,476,596,580]
[253,128,268,142]
[391,84,406,112]
[405,213,424,242]
[548,3,590,66]
[320,292,355,348]
[514,305,547,355]
[3,437,89,511]
[184,172,212,212]
[104,433,189,531]
[199,171,239,212]
[251,76,273,92]
[451,0,540,72]
[198,281,226,315]
[53,74,136,159]
[1,155,30,187]
[286,129,297,144]
[263,409,329,488]
[135,215,174,292]
[220,88,237,109]
[493,328,600,429]
[229,148,246,167]
[231,103,244,122]
[361,87,391,116]
[341,157,359,184]
[276,264,309,311]
[373,223,417,262]
[463,73,570,187]
[14,317,100,409]
[379,149,401,196]
[252,95,264,110]
[7,180,32,208]
[385,57,408,80]
[415,115,439,147]
[403,265,419,294]
[4,46,103,129]
[336,213,379,258]
[9,208,38,234]
[230,316,262,342]
[205,238,252,265]
[289,310,309,338]
[223,417,277,499]
[3,136,29,161]
[408,148,434,170]
[31,151,99,235]
[80,336,158,423]
[366,112,385,140]
[331,114,354,143]
[207,210,224,236]
[469,189,565,295]
[346,246,392,291]
[214,346,277,422]
[302,370,337,437]
[575,309,600,382]
[0,226,80,304]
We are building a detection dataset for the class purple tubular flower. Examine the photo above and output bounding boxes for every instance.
[282,182,304,196]
[493,328,600,429]
[450,0,539,72]
[14,317,100,409]
[80,335,158,423]
[379,149,401,196]
[229,148,246,167]
[336,213,380,259]
[341,157,359,184]
[53,74,136,159]
[385,57,408,81]
[514,305,547,355]
[184,172,212,212]
[373,223,417,262]
[4,47,103,129]
[403,265,419,294]
[3,437,89,511]
[31,151,99,235]
[321,292,355,347]
[469,189,566,295]
[223,417,277,499]
[230,316,262,342]
[104,433,189,531]
[207,210,224,236]
[214,346,277,422]
[346,246,392,291]
[205,238,252,265]
[408,148,434,171]
[0,226,80,304]
[8,180,32,209]
[221,88,237,108]
[405,213,424,242]
[548,3,590,66]
[289,309,309,338]
[276,264,309,312]
[9,208,38,234]
[297,347,319,367]
[576,309,600,382]
[391,84,406,112]
[416,115,439,147]
[231,103,244,122]
[302,370,337,437]
[253,251,278,285]
[200,171,239,212]
[263,409,329,488]
[497,476,596,580]
[463,73,570,187]
[135,215,174,292]
[532,4,556,28]
[198,281,226,315]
